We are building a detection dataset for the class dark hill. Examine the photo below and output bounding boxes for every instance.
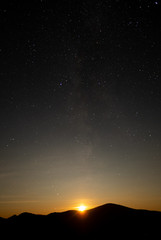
[1,203,161,239]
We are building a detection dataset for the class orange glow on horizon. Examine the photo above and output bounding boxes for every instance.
[77,205,87,212]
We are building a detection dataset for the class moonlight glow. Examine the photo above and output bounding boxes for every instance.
[78,205,86,212]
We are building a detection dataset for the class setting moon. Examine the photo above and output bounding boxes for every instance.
[78,205,86,212]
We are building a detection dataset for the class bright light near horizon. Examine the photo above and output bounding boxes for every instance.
[78,205,86,212]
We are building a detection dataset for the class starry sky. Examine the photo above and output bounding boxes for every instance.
[0,0,161,217]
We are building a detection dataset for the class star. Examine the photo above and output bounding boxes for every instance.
[9,137,15,141]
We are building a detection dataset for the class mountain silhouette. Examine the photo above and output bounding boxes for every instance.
[1,203,161,239]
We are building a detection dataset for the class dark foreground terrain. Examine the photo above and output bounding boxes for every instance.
[1,203,161,239]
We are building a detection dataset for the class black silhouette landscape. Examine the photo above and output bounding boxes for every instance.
[1,203,161,238]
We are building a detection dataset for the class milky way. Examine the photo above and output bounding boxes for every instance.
[0,0,161,217]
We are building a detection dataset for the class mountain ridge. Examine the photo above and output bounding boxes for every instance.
[2,203,161,219]
[1,203,161,238]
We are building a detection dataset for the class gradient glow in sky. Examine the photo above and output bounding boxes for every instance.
[0,0,161,217]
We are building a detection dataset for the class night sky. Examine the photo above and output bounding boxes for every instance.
[1,0,161,217]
